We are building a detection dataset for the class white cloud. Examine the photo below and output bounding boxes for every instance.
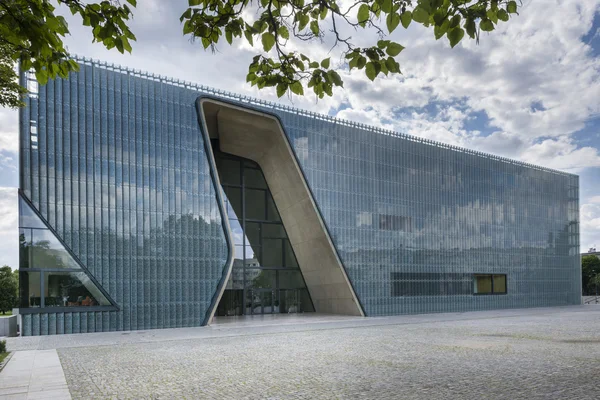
[0,108,18,154]
[0,188,18,269]
[582,202,600,251]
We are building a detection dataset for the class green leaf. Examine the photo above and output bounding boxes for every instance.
[365,62,380,81]
[290,81,304,95]
[188,0,201,6]
[365,63,376,81]
[127,0,137,6]
[357,4,370,24]
[507,1,518,14]
[385,57,399,73]
[279,26,289,40]
[412,6,429,24]
[497,9,509,22]
[449,15,461,29]
[377,40,389,49]
[309,61,319,68]
[321,57,330,68]
[246,72,256,82]
[465,18,476,39]
[434,20,448,39]
[320,7,328,20]
[400,11,412,29]
[226,30,233,45]
[386,42,404,56]
[180,8,192,22]
[486,9,498,24]
[244,30,254,46]
[328,70,343,87]
[480,19,494,32]
[310,20,319,35]
[276,82,287,98]
[357,56,367,69]
[298,14,309,31]
[381,0,392,14]
[349,57,358,70]
[386,13,400,33]
[261,32,276,51]
[447,27,464,48]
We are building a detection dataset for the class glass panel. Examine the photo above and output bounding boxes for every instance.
[245,189,266,220]
[223,186,242,219]
[232,245,244,268]
[245,222,261,249]
[246,269,275,289]
[250,289,275,314]
[19,197,46,228]
[283,240,298,268]
[266,192,281,222]
[19,229,31,269]
[262,238,283,267]
[229,219,244,246]
[19,271,41,308]
[217,158,241,185]
[279,270,305,289]
[262,223,286,238]
[43,271,110,307]
[216,289,243,316]
[474,275,492,294]
[493,275,507,294]
[244,168,266,189]
[31,229,81,269]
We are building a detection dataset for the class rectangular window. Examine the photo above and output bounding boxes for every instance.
[473,274,507,295]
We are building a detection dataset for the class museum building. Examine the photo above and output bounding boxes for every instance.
[17,58,581,335]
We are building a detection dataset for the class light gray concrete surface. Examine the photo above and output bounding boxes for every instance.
[0,316,18,337]
[0,349,71,399]
[4,306,600,399]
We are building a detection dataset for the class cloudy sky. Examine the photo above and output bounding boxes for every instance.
[0,0,599,268]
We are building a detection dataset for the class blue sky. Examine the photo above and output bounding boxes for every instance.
[0,0,599,268]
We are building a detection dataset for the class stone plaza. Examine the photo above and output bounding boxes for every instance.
[1,305,599,399]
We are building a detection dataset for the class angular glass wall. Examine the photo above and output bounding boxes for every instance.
[212,142,314,316]
[19,63,229,335]
[18,195,113,310]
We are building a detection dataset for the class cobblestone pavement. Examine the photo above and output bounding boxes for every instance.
[56,307,600,399]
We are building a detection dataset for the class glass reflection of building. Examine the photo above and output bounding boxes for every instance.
[213,142,314,316]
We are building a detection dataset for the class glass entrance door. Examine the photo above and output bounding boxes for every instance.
[251,289,276,315]
[212,142,315,317]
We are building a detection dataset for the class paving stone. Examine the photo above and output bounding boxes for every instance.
[51,306,600,399]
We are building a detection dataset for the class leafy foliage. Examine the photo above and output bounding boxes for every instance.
[582,255,600,295]
[0,0,136,108]
[1,0,520,106]
[181,0,521,98]
[0,266,17,314]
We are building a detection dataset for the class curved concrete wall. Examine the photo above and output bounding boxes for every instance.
[199,99,364,318]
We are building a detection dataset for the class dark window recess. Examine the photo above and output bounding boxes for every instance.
[473,274,507,295]
[379,215,412,231]
[391,273,472,296]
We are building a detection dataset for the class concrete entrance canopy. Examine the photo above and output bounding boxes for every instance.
[198,99,364,321]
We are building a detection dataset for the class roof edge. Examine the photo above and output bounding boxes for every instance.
[65,55,578,178]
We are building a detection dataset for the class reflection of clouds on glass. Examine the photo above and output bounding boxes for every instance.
[294,137,308,163]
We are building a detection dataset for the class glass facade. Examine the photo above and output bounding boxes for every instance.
[213,144,314,316]
[18,57,580,335]
[277,114,580,315]
[19,63,229,335]
[19,196,112,309]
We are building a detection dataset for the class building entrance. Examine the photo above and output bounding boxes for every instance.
[212,142,314,317]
